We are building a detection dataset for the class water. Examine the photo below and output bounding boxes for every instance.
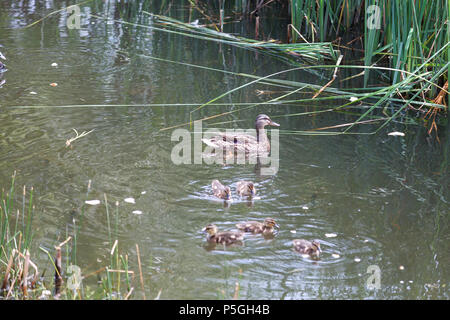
[0,1,448,300]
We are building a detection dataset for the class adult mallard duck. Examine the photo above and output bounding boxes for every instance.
[202,224,244,245]
[293,239,322,258]
[211,179,231,200]
[202,114,280,154]
[236,217,279,235]
[236,180,256,197]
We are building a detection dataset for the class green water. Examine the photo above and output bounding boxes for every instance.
[0,1,448,299]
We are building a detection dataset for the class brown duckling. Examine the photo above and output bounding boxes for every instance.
[236,180,257,197]
[202,224,244,245]
[236,218,279,235]
[202,114,280,154]
[211,179,231,200]
[293,239,322,257]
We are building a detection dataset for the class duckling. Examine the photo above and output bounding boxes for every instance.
[211,179,231,200]
[236,180,256,197]
[202,114,280,154]
[202,224,244,245]
[293,239,322,257]
[236,218,279,235]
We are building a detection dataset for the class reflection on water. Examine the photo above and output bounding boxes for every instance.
[0,1,448,299]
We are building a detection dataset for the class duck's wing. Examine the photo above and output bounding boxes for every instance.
[203,133,257,147]
[293,239,310,252]
[212,179,224,192]
[236,181,251,195]
[216,231,244,244]
[236,221,260,232]
[212,179,228,198]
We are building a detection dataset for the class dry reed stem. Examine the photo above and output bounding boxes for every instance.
[21,250,30,298]
[312,54,343,99]
[124,287,134,300]
[2,249,16,290]
[136,244,146,300]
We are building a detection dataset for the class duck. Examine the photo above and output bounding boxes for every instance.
[202,114,280,154]
[211,179,231,200]
[292,239,322,258]
[202,224,244,245]
[236,180,256,197]
[236,217,279,235]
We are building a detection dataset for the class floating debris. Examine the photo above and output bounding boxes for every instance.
[290,230,297,234]
[399,265,405,270]
[325,233,337,238]
[51,62,58,67]
[50,82,58,87]
[65,128,94,148]
[400,280,404,284]
[85,200,100,205]
[354,258,361,262]
[388,131,405,137]
[132,210,143,215]
[30,91,37,95]
[124,197,136,204]
[141,191,147,195]
[349,97,358,102]
[332,253,340,259]
[302,205,309,210]
[38,290,52,300]
[363,239,369,243]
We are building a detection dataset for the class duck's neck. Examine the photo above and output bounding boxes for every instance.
[256,127,270,151]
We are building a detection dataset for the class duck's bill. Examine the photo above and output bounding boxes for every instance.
[269,120,280,127]
[274,223,280,229]
[201,227,207,232]
[0,52,5,60]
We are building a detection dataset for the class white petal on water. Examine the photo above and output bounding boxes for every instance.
[124,197,136,204]
[388,131,405,137]
[302,206,309,210]
[354,258,361,262]
[30,91,37,95]
[141,191,147,195]
[85,200,100,205]
[132,210,143,215]
[290,230,297,234]
[51,62,58,67]
[325,233,337,238]
[332,253,340,259]
[399,265,405,270]
[349,97,358,102]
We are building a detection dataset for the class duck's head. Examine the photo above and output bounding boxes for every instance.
[202,224,218,236]
[255,114,280,129]
[311,240,322,255]
[246,182,256,196]
[224,186,232,200]
[264,217,279,229]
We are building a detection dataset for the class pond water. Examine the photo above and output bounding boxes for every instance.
[0,1,448,299]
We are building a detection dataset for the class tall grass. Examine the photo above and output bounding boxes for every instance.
[0,174,152,300]
[288,0,449,94]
